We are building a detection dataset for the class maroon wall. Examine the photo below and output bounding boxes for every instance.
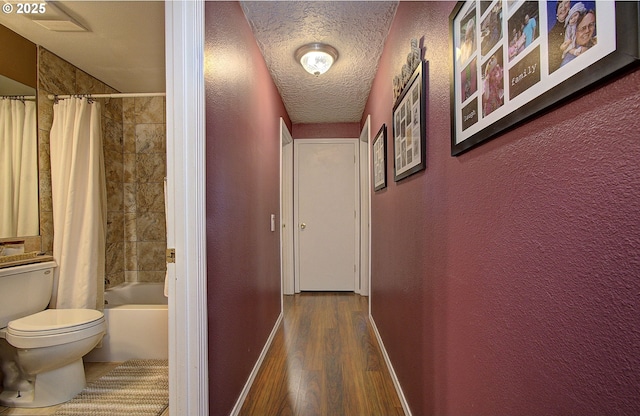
[204,3,290,414]
[364,2,640,415]
[292,122,360,139]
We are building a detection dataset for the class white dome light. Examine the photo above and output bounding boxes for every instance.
[295,43,339,76]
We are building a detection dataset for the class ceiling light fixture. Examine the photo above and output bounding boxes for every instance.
[295,43,339,76]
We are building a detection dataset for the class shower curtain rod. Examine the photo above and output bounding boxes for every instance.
[47,92,166,100]
[1,95,36,100]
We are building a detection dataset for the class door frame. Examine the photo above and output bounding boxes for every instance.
[293,138,360,292]
[280,119,294,295]
[359,116,371,297]
[165,2,208,415]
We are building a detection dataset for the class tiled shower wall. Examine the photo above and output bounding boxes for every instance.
[120,97,167,287]
[37,47,166,291]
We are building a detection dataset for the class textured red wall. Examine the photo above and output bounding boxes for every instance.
[292,122,360,139]
[204,3,290,414]
[364,2,640,415]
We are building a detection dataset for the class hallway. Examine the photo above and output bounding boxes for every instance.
[239,293,404,416]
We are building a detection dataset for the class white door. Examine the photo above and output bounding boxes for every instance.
[294,139,359,291]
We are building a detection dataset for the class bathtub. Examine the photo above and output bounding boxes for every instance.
[84,282,168,362]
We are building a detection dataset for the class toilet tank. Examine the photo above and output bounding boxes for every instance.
[0,261,56,328]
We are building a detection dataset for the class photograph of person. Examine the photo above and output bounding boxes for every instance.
[547,0,571,73]
[507,2,540,61]
[560,6,597,67]
[461,57,478,102]
[547,1,596,72]
[459,10,477,64]
[560,3,586,58]
[481,2,503,56]
[508,26,526,61]
[481,48,504,117]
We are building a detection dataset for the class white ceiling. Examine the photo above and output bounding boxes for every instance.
[0,1,165,93]
[0,1,398,124]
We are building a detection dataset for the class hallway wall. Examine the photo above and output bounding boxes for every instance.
[204,2,290,414]
[364,2,640,415]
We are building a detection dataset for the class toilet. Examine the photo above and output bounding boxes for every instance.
[0,261,106,408]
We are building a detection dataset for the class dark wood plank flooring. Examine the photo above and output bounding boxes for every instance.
[239,292,404,416]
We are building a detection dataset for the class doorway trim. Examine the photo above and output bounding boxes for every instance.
[165,1,209,415]
[359,116,371,297]
[280,119,294,295]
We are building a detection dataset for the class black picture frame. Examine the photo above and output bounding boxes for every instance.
[450,0,640,156]
[393,60,427,181]
[372,124,387,191]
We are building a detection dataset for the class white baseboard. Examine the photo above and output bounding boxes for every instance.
[369,315,412,416]
[230,312,284,416]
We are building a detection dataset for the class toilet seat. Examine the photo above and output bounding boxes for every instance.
[6,309,105,349]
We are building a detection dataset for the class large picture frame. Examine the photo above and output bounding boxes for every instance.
[450,0,640,156]
[373,124,387,191]
[393,60,427,181]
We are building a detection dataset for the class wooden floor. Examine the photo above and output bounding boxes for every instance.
[239,292,404,416]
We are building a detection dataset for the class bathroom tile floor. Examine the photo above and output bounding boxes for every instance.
[0,362,169,416]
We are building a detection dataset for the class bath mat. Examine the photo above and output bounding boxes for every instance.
[53,359,168,416]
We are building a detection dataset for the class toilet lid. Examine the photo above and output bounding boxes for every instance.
[8,309,104,337]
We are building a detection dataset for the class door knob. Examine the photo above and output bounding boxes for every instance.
[300,223,306,229]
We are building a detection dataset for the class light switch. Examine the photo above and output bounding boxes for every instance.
[270,214,276,232]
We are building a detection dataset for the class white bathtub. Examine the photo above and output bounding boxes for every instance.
[84,282,168,362]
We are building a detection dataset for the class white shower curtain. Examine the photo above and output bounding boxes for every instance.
[0,98,39,238]
[49,97,106,310]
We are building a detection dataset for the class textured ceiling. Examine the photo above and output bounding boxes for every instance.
[1,1,397,124]
[241,1,398,124]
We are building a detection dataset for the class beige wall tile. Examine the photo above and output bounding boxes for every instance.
[104,148,124,183]
[102,97,123,122]
[39,170,52,213]
[123,98,135,124]
[124,183,137,213]
[135,124,165,154]
[106,181,124,212]
[38,130,51,173]
[138,270,166,283]
[37,89,54,132]
[123,123,137,153]
[103,118,123,151]
[124,270,138,283]
[39,48,76,95]
[123,153,137,183]
[106,241,125,274]
[125,241,138,270]
[137,153,166,183]
[106,271,125,288]
[136,183,164,213]
[137,212,166,242]
[106,212,124,244]
[137,241,166,271]
[39,211,53,254]
[135,96,164,123]
[124,212,137,242]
